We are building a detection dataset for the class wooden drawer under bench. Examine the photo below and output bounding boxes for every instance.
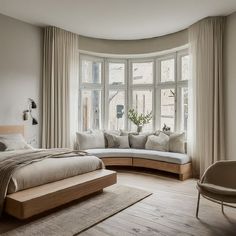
[100,157,192,181]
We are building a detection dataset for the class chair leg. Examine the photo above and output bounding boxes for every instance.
[221,201,224,214]
[196,192,200,218]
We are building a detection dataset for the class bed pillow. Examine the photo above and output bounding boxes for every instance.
[129,134,148,149]
[76,131,105,150]
[145,132,169,152]
[169,132,185,154]
[0,134,32,151]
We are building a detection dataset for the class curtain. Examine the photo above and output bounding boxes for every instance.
[188,17,225,177]
[42,27,79,148]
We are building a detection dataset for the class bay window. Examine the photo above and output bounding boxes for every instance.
[79,48,189,133]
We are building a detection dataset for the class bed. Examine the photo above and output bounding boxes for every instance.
[0,125,117,220]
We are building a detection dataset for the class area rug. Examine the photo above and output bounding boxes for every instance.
[0,185,152,236]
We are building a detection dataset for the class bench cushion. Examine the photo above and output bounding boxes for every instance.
[86,148,191,165]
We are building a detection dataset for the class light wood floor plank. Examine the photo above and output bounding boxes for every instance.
[83,169,236,236]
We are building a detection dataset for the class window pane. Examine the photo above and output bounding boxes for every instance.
[108,90,125,130]
[181,55,190,81]
[109,63,125,85]
[81,90,101,131]
[161,117,175,131]
[81,60,101,84]
[132,90,153,131]
[132,62,153,84]
[161,88,175,131]
[161,58,175,82]
[181,87,188,132]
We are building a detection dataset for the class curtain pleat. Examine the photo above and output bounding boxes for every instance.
[42,27,79,148]
[188,17,225,177]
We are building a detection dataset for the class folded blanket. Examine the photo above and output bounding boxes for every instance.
[0,149,90,216]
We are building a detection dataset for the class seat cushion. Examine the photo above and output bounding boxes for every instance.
[197,182,236,203]
[86,148,191,165]
[198,182,236,196]
[86,148,134,158]
[132,149,190,164]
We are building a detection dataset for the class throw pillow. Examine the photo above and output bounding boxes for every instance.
[145,132,169,152]
[120,130,138,136]
[169,132,185,154]
[104,133,130,148]
[129,134,147,149]
[113,135,130,148]
[0,142,7,151]
[76,131,105,150]
[104,130,121,147]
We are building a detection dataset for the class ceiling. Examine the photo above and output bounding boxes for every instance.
[0,0,236,40]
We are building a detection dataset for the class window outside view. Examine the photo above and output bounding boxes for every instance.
[132,62,153,84]
[161,58,175,82]
[80,50,189,133]
[108,90,125,130]
[160,88,175,131]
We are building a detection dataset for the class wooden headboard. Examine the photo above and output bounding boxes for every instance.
[0,125,24,136]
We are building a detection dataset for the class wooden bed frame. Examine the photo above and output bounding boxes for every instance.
[0,125,117,220]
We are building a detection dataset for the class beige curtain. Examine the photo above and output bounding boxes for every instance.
[188,17,225,177]
[42,27,79,148]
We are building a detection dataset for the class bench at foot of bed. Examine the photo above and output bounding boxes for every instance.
[5,169,117,220]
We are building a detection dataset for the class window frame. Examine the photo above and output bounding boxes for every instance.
[79,54,105,131]
[105,58,128,130]
[79,48,189,132]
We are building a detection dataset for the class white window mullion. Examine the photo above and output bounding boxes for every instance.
[174,52,178,132]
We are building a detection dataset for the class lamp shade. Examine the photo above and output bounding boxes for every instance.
[29,98,37,109]
[31,100,37,109]
[32,117,38,125]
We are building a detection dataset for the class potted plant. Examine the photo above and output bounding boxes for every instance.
[128,109,152,133]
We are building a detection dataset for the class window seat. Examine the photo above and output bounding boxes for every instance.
[86,148,192,180]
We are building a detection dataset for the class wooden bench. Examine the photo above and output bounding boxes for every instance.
[5,169,117,220]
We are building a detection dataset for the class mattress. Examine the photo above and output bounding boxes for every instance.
[7,154,103,194]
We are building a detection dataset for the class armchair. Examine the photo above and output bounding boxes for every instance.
[196,161,236,218]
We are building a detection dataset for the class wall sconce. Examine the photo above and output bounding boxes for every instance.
[23,98,38,125]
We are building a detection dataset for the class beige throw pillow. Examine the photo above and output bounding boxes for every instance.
[104,133,130,148]
[76,131,105,150]
[104,130,121,147]
[113,135,130,148]
[145,132,169,152]
[129,134,148,149]
[0,142,7,151]
[169,132,185,154]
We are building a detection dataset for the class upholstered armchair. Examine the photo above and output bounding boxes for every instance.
[196,161,236,218]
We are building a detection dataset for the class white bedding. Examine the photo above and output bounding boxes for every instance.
[5,151,103,194]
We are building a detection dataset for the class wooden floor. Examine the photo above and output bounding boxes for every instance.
[81,168,236,236]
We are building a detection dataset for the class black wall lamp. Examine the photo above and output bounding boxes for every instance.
[23,98,38,125]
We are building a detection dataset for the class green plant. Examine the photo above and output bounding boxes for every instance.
[128,109,152,127]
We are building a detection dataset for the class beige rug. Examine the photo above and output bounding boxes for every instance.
[0,185,151,236]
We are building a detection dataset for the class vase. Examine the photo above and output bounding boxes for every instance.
[137,125,143,133]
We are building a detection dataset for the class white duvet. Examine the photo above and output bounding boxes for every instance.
[4,151,103,194]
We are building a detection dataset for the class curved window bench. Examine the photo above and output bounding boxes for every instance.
[86,149,192,181]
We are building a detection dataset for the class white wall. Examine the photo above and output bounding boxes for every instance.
[224,11,236,160]
[0,13,43,147]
